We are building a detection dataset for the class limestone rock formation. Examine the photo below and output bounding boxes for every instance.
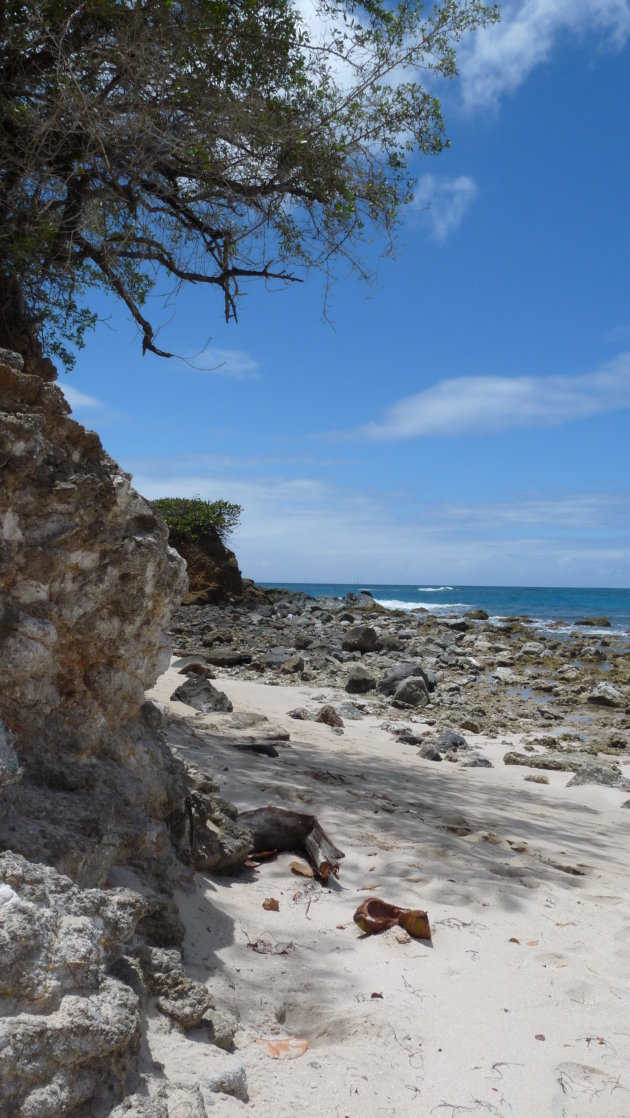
[174,529,244,603]
[0,349,188,886]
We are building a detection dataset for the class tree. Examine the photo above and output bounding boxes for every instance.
[151,497,242,545]
[0,0,498,377]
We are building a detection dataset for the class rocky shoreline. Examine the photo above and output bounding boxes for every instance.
[168,587,630,792]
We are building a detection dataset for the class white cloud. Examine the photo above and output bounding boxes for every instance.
[179,348,260,379]
[60,384,103,411]
[459,0,630,109]
[127,455,630,585]
[411,175,478,240]
[349,352,630,440]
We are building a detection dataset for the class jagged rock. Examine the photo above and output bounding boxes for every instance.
[287,707,312,721]
[264,646,294,667]
[138,946,212,1030]
[316,704,344,728]
[0,853,147,1118]
[282,652,305,673]
[434,731,469,753]
[0,718,21,789]
[460,752,493,768]
[173,765,254,873]
[202,1054,249,1103]
[418,743,442,761]
[393,676,429,708]
[337,701,364,720]
[205,1007,239,1051]
[341,624,381,653]
[503,751,627,787]
[203,648,252,667]
[378,662,433,695]
[171,677,233,713]
[345,665,377,693]
[0,352,188,888]
[585,681,624,707]
[110,1097,169,1118]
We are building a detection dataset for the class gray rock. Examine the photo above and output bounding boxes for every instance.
[171,677,233,713]
[434,730,468,753]
[337,701,364,720]
[264,646,294,667]
[345,665,377,694]
[204,648,252,667]
[0,718,21,788]
[205,1007,238,1051]
[139,946,212,1030]
[460,752,493,768]
[287,707,312,721]
[586,681,624,707]
[0,352,188,888]
[418,744,442,761]
[378,662,433,695]
[503,751,627,787]
[282,652,305,673]
[0,853,145,1117]
[341,624,381,653]
[203,1054,248,1103]
[393,676,429,708]
[316,704,344,728]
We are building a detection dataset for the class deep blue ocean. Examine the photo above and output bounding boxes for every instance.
[259,584,630,633]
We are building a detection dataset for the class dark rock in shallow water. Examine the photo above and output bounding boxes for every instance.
[575,617,611,627]
[170,677,233,713]
[585,681,624,707]
[345,665,377,694]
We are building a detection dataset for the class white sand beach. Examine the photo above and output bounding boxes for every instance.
[146,663,630,1117]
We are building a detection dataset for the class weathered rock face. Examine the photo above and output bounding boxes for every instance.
[0,853,146,1118]
[0,348,187,885]
[173,529,244,603]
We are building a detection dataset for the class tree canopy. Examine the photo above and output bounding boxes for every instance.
[151,497,242,544]
[0,0,498,375]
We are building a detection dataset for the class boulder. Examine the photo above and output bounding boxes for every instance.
[378,661,434,695]
[585,682,624,708]
[418,743,442,761]
[345,665,377,694]
[434,730,469,753]
[316,705,344,728]
[171,677,233,713]
[393,676,429,708]
[341,624,381,653]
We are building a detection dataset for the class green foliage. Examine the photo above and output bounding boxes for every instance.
[0,0,499,370]
[152,497,242,545]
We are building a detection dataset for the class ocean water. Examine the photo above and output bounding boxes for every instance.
[259,583,630,633]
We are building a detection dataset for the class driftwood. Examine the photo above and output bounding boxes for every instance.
[239,806,345,883]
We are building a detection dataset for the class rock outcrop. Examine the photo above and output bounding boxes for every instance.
[0,349,188,886]
[0,349,206,1116]
[173,529,244,603]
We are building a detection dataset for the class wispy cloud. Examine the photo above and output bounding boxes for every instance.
[347,353,630,440]
[127,458,630,584]
[411,175,478,240]
[179,348,260,379]
[60,384,103,411]
[459,0,630,109]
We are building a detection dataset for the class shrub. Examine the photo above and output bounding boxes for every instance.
[152,498,241,545]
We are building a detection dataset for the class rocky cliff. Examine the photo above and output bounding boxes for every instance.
[0,349,213,1116]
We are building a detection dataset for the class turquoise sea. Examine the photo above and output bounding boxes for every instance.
[259,584,630,633]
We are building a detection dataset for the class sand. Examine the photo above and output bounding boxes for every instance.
[147,664,630,1117]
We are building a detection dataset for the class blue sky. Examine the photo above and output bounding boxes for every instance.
[63,0,630,587]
